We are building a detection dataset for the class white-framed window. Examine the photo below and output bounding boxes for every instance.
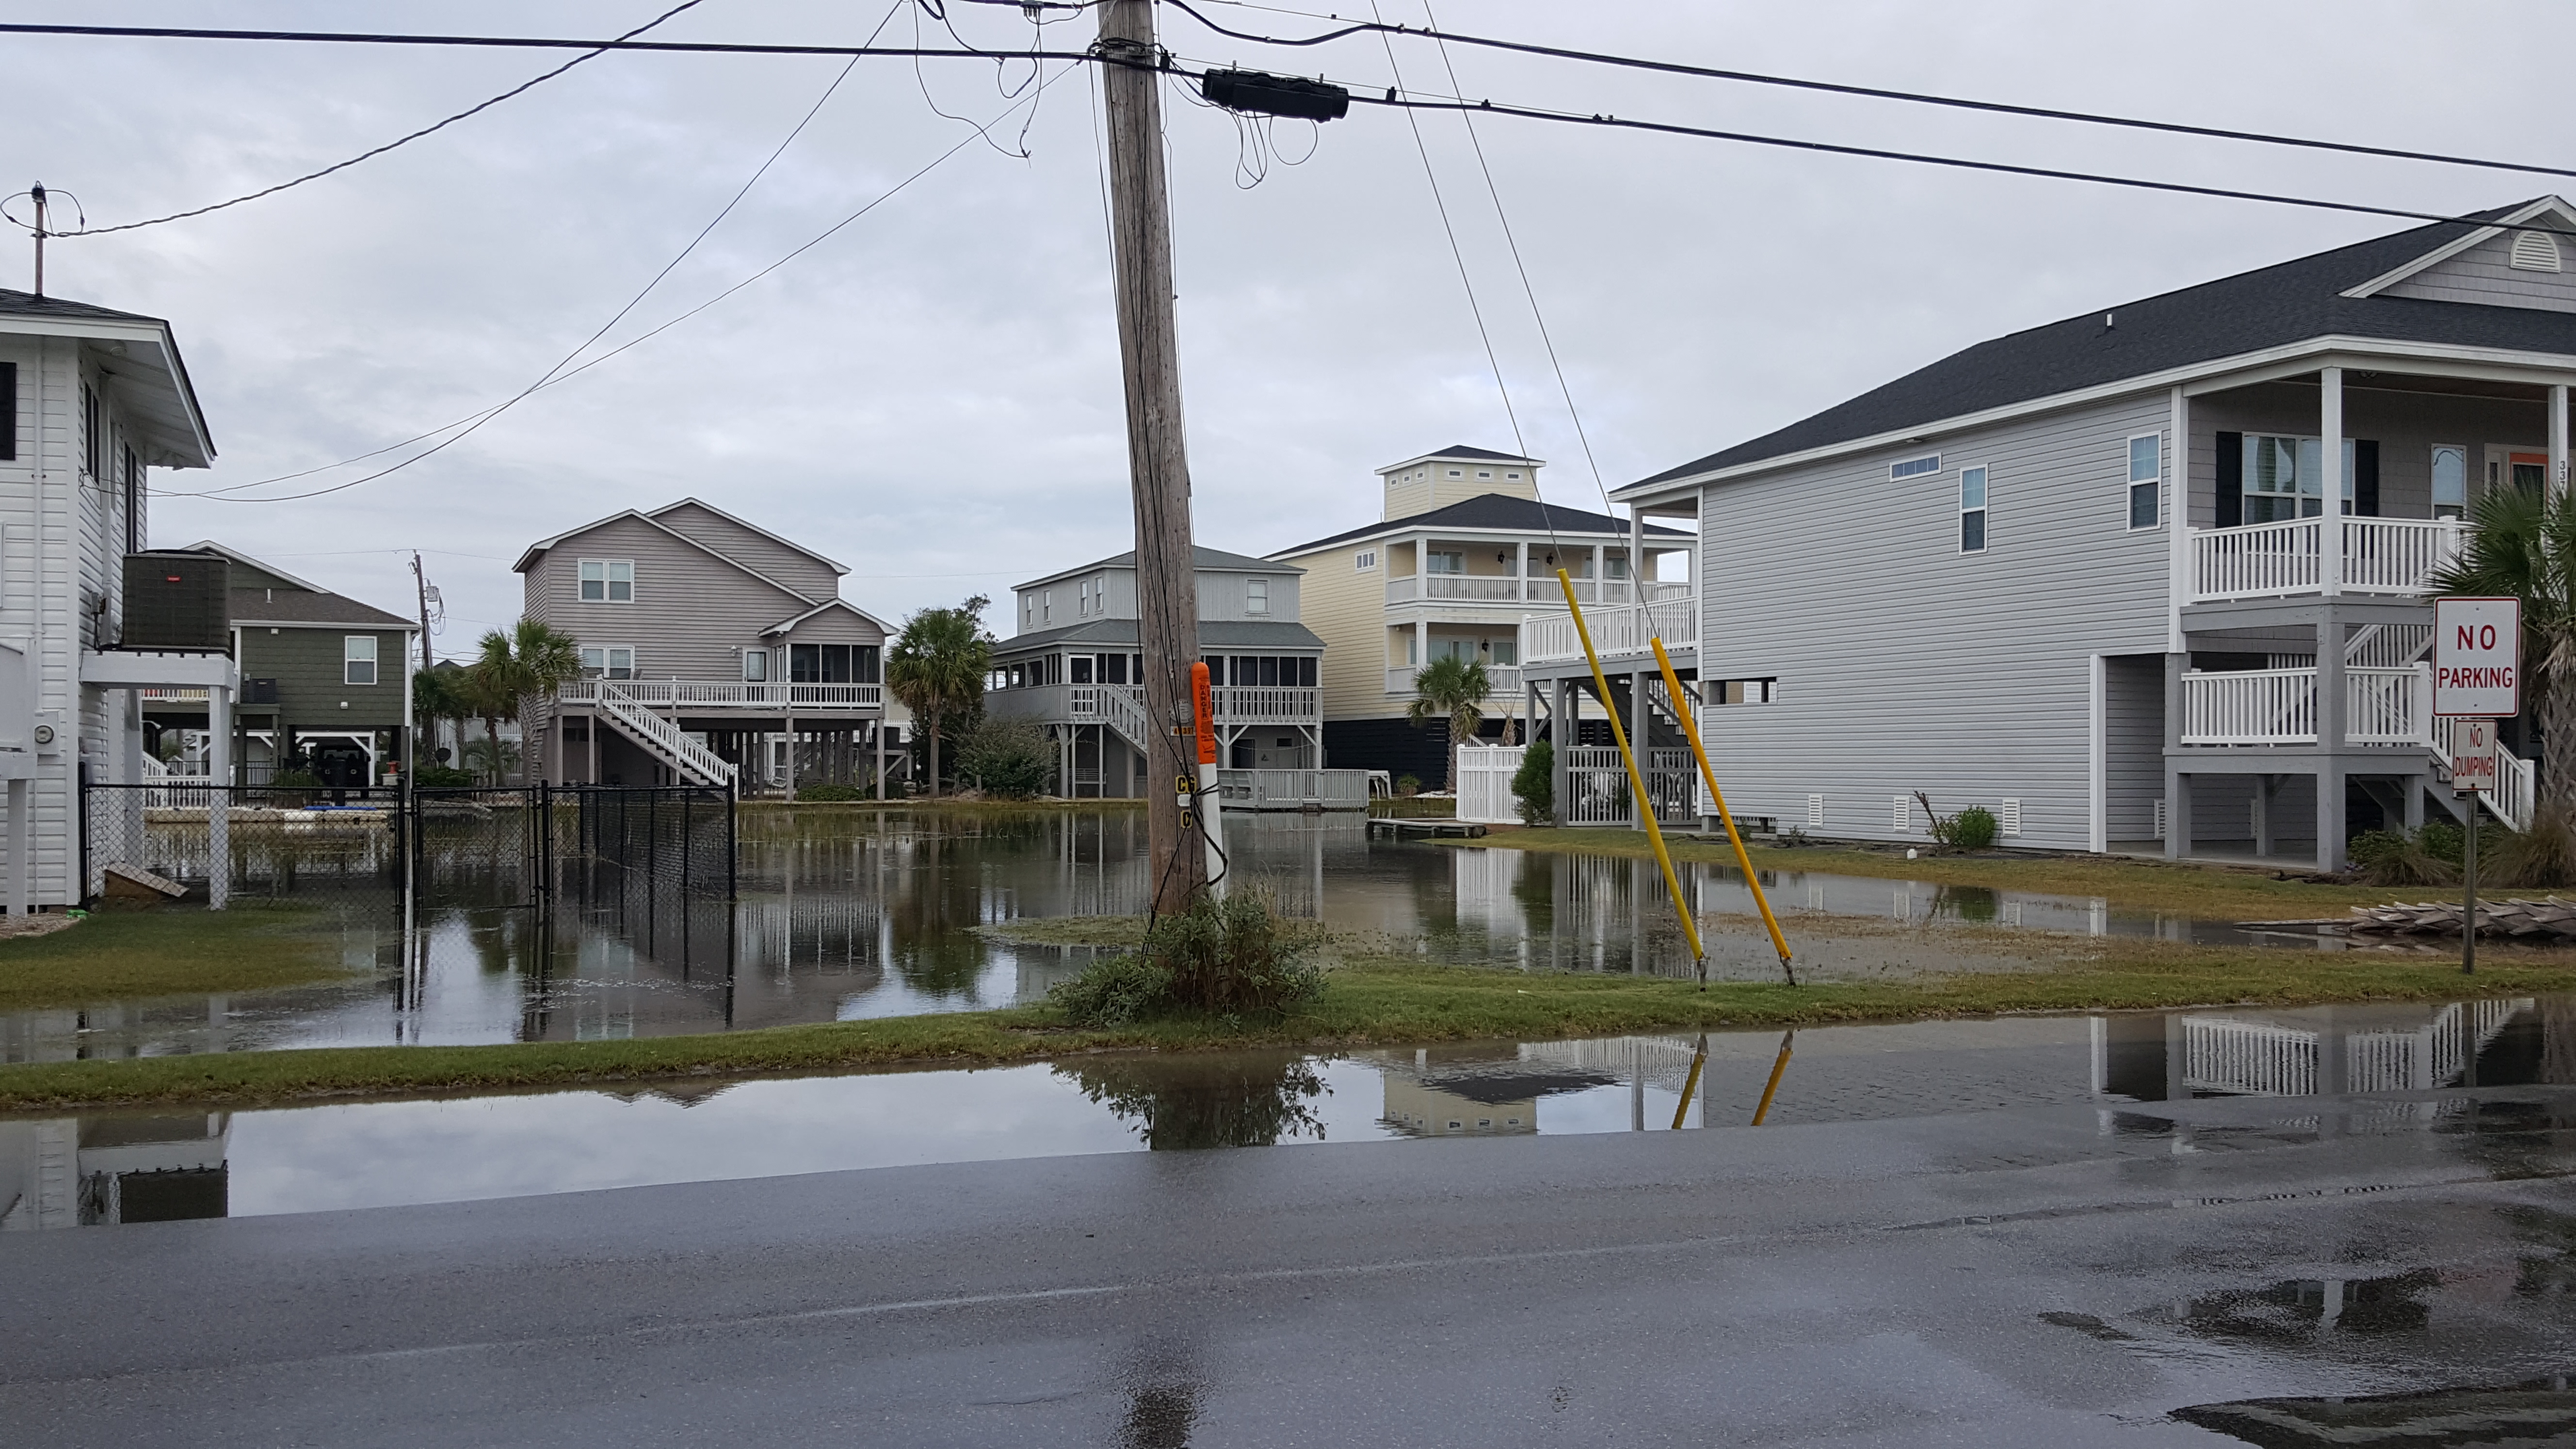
[2432,443,2468,520]
[2127,433,2161,530]
[579,559,634,603]
[1042,588,1053,623]
[1960,466,1988,553]
[1246,578,1270,614]
[1890,453,1940,480]
[1604,552,1630,580]
[742,648,769,683]
[343,635,378,686]
[1716,678,1776,705]
[1445,467,1463,478]
[1505,470,1522,480]
[1477,469,1493,479]
[2241,435,2357,522]
[1425,550,1465,574]
[1353,549,1379,572]
[580,646,637,680]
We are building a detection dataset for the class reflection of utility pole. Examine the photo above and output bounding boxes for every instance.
[1097,0,1202,914]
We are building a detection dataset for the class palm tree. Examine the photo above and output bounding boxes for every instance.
[886,595,994,798]
[2430,483,2576,819]
[467,620,583,786]
[1406,654,1491,792]
[412,664,468,772]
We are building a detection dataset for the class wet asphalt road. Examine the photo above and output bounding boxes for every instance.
[7,1088,2576,1447]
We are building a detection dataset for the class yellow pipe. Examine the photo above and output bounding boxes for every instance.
[1556,569,1707,976]
[1751,1029,1795,1126]
[1651,637,1797,986]
[1670,1033,1708,1130]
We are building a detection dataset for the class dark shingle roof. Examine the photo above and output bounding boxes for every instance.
[994,619,1323,654]
[1016,545,1294,591]
[1635,202,2576,486]
[227,588,415,630]
[1272,492,1688,558]
[0,287,168,325]
[1410,443,1539,464]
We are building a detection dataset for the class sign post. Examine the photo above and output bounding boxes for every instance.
[2435,597,2522,976]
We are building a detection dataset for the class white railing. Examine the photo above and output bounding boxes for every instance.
[1385,577,1650,607]
[1523,598,1698,664]
[2431,716,2535,831]
[1211,685,1320,723]
[2182,668,2318,744]
[1418,575,1525,603]
[1384,577,1420,603]
[559,679,881,710]
[2345,665,2430,744]
[1214,768,1371,811]
[2190,516,2462,602]
[1560,744,1695,825]
[594,682,738,786]
[1068,684,1151,750]
[1384,665,1522,697]
[1455,744,1526,824]
[139,754,220,808]
[2183,1017,2318,1096]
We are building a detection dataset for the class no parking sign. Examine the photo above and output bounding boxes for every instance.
[2434,597,2521,719]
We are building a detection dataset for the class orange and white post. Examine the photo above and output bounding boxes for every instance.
[1190,660,1226,898]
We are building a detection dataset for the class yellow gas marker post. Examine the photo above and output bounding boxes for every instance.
[1650,638,1796,986]
[1556,570,1707,982]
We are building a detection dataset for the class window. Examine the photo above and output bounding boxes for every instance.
[1505,471,1521,480]
[2432,444,2468,519]
[2127,434,2161,530]
[1425,551,1465,574]
[742,648,769,683]
[579,560,634,603]
[1604,552,1630,580]
[121,444,139,554]
[790,644,869,684]
[1489,639,1517,666]
[1960,466,1988,552]
[1042,589,1052,623]
[1716,678,1776,705]
[0,361,16,462]
[1070,655,1094,684]
[1445,468,1463,478]
[1354,549,1378,571]
[1477,470,1493,479]
[1247,578,1270,614]
[580,646,637,680]
[1890,453,1940,480]
[81,383,99,477]
[343,635,378,686]
[2241,435,2357,521]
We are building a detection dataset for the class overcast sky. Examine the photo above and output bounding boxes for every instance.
[7,1,2563,657]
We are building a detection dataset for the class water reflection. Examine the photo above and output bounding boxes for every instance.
[0,808,2478,1063]
[12,994,2569,1231]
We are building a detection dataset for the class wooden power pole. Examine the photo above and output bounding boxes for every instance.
[1098,0,1205,915]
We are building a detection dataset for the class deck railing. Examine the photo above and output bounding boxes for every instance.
[558,679,882,710]
[2190,516,2462,602]
[1523,597,1698,664]
[1384,577,1649,606]
[2180,665,2431,745]
[1385,665,1521,696]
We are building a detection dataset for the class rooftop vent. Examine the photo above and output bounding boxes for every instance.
[2510,229,2562,273]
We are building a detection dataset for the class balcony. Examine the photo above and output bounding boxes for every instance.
[2189,517,2463,603]
[556,679,882,712]
[2179,665,2427,745]
[989,683,1319,726]
[1523,597,1698,665]
[1386,577,1683,607]
[1385,665,1521,697]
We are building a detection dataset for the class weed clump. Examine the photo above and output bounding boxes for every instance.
[1049,891,1323,1027]
[2348,828,2462,887]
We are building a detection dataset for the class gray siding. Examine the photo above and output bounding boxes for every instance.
[650,501,841,600]
[2384,230,2576,314]
[523,514,836,681]
[1695,392,2172,852]
[2104,654,2164,843]
[1013,565,1301,639]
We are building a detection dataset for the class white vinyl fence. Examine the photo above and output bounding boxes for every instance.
[1456,745,1525,825]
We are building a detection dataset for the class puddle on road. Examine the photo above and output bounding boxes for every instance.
[6,994,2569,1230]
[0,810,2376,1063]
[2174,1377,2576,1445]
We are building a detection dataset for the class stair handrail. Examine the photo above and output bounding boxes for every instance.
[596,681,738,785]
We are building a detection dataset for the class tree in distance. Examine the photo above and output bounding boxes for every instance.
[887,595,994,799]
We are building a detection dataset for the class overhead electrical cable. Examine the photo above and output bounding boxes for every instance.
[1158,0,2576,188]
[16,21,2576,245]
[44,0,713,237]
[172,0,908,503]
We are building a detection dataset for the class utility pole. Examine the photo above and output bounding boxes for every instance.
[411,552,435,673]
[1098,0,1204,914]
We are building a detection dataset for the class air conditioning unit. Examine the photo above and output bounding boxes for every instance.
[121,552,230,653]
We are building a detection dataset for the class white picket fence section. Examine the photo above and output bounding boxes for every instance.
[1455,745,1526,825]
[1560,745,1695,825]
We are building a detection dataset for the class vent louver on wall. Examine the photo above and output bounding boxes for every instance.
[2511,229,2563,273]
[1806,794,1824,829]
[121,552,230,653]
[2001,798,2022,837]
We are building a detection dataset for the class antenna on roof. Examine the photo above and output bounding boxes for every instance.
[1,183,83,297]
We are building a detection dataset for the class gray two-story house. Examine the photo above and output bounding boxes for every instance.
[516,499,893,792]
[1600,196,2576,869]
[984,547,1325,798]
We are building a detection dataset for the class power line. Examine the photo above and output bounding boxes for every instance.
[1159,0,2576,189]
[40,1,713,237]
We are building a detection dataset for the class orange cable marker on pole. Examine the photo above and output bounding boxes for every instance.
[1651,637,1796,986]
[1190,660,1225,897]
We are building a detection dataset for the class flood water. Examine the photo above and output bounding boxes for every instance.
[1,808,2367,1063]
[4,994,2560,1229]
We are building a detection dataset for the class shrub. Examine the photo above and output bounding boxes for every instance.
[2490,802,2576,888]
[1047,890,1323,1027]
[796,783,863,802]
[412,765,475,788]
[952,719,1053,799]
[1511,739,1554,824]
[1914,792,1998,849]
[2349,827,2461,887]
[2418,818,2464,864]
[1395,774,1421,797]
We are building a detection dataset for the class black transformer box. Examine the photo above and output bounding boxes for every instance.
[121,551,231,653]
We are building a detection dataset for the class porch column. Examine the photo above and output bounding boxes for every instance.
[2163,652,2187,859]
[1629,668,1650,831]
[2319,366,2344,596]
[2166,386,2190,652]
[2316,762,2348,872]
[1515,541,1530,603]
[208,683,232,910]
[874,720,887,801]
[2087,653,2107,853]
[1552,676,1572,824]
[2553,383,2570,499]
[1628,508,1645,603]
[1412,619,1428,681]
[784,710,795,799]
[2253,774,2274,858]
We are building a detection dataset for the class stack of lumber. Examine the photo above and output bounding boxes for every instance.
[2348,897,2576,938]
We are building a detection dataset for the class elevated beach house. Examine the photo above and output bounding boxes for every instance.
[1599,197,2576,869]
[516,499,894,792]
[1264,446,1690,787]
[984,546,1325,798]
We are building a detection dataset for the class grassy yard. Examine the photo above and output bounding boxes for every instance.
[2,938,2562,1113]
[1452,828,2440,921]
[0,904,351,1013]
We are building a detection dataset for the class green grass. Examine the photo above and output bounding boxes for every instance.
[3,941,2565,1113]
[1455,828,2440,921]
[0,904,352,1012]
